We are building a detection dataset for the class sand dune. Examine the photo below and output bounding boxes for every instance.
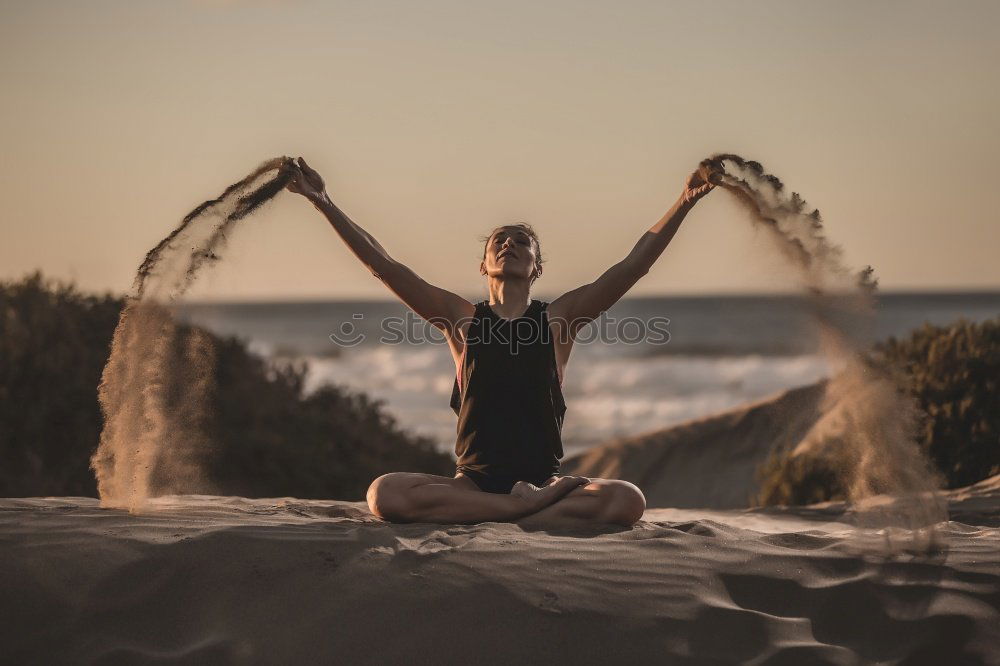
[563,382,830,509]
[2,481,998,665]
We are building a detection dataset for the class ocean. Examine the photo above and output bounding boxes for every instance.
[177,292,1000,457]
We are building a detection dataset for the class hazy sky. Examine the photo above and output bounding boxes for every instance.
[2,0,998,300]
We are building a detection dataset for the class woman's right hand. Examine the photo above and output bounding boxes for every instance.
[286,156,329,205]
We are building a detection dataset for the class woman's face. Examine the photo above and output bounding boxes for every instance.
[481,227,541,282]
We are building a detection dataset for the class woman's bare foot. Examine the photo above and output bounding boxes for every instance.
[510,476,590,514]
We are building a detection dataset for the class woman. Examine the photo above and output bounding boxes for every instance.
[286,157,719,527]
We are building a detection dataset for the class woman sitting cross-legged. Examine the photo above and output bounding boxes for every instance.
[286,156,720,528]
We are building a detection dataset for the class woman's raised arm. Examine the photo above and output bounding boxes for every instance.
[287,157,474,331]
[548,162,721,337]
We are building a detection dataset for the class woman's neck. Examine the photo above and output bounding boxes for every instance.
[486,277,531,319]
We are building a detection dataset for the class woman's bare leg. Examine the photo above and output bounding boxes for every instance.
[517,478,647,529]
[366,472,588,524]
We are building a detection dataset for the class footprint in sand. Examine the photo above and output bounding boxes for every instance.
[538,590,561,613]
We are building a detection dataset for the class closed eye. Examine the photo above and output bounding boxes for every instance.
[492,232,531,247]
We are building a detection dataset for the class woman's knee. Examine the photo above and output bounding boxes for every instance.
[598,480,646,527]
[367,472,417,522]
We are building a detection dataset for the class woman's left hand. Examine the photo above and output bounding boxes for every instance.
[679,162,723,206]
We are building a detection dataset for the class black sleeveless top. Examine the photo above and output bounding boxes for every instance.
[449,299,566,480]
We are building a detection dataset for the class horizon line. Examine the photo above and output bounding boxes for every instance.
[177,287,1000,306]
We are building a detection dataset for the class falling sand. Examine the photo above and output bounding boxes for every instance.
[91,153,947,551]
[704,154,947,552]
[90,157,295,511]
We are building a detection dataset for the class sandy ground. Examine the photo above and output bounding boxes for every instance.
[2,478,998,665]
[563,382,830,509]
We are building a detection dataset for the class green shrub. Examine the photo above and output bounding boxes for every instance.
[874,317,1000,488]
[0,273,122,496]
[757,317,1000,506]
[756,444,845,507]
[0,273,452,499]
